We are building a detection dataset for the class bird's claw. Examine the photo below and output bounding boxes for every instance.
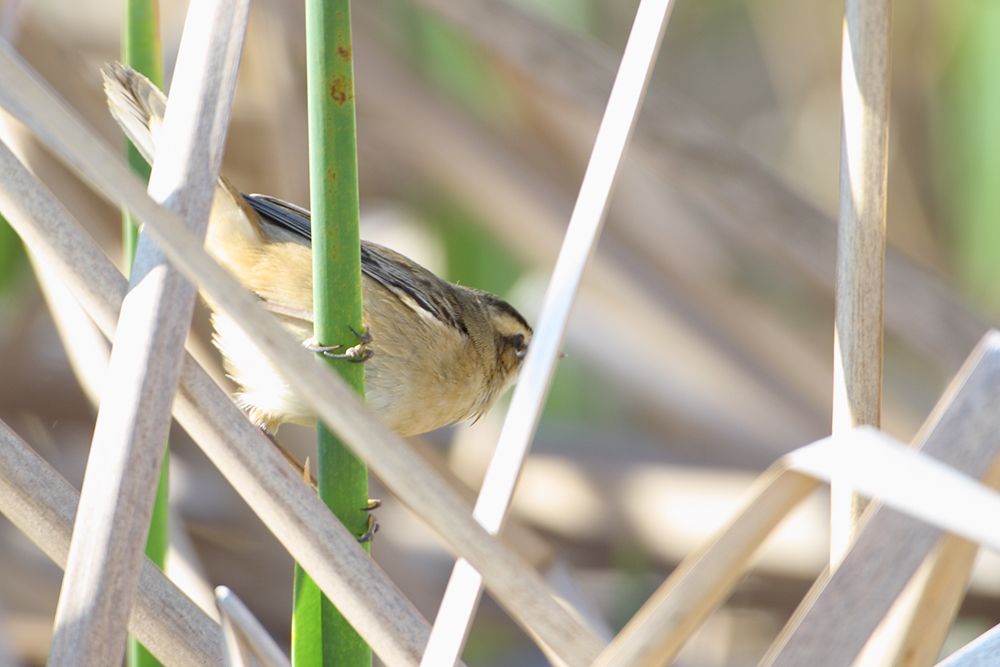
[357,514,379,543]
[349,325,373,345]
[363,498,381,511]
[346,347,374,363]
[304,326,372,363]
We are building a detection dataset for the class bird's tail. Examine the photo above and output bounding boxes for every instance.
[101,62,271,276]
[101,62,165,167]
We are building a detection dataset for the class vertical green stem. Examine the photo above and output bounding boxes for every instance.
[122,3,167,667]
[293,0,369,664]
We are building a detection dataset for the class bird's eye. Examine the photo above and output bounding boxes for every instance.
[510,333,525,349]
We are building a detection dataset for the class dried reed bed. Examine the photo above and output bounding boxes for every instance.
[0,0,998,665]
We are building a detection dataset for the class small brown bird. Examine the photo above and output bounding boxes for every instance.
[103,63,532,437]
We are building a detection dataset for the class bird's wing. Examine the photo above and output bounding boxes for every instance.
[243,193,313,240]
[243,193,465,332]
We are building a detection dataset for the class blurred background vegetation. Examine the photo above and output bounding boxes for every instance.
[2,0,1000,664]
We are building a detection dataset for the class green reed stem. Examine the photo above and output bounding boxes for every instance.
[122,3,167,667]
[292,0,369,664]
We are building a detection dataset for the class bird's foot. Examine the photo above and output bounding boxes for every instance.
[304,326,372,363]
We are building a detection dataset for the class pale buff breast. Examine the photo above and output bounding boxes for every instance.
[361,280,489,436]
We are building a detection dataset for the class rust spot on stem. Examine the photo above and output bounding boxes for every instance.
[330,76,353,104]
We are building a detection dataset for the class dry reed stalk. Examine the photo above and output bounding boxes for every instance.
[420,0,675,662]
[764,333,1000,667]
[0,418,225,666]
[593,332,1000,667]
[216,587,291,667]
[591,469,818,667]
[830,0,892,561]
[882,535,978,667]
[46,0,249,663]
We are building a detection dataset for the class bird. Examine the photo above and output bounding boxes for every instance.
[102,62,532,438]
